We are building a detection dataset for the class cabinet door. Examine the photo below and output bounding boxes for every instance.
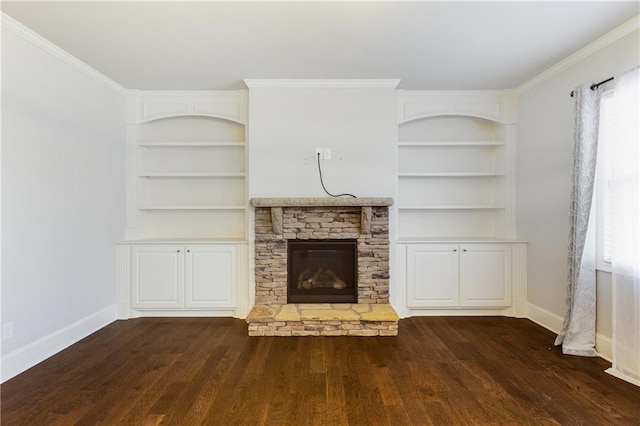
[459,244,511,307]
[406,244,459,308]
[185,245,236,308]
[132,245,184,309]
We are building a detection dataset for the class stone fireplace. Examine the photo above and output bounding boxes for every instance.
[246,197,399,336]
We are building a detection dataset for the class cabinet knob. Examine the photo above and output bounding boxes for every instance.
[463,249,467,252]
[177,249,180,253]
[187,249,190,253]
[453,249,457,252]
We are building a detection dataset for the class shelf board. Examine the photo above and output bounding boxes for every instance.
[138,141,245,148]
[120,238,248,244]
[398,205,505,210]
[398,172,504,178]
[139,205,246,211]
[395,237,527,243]
[398,141,505,147]
[138,172,245,178]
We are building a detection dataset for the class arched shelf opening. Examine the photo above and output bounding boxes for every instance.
[399,115,504,144]
[138,115,245,145]
[139,112,246,126]
[399,112,508,126]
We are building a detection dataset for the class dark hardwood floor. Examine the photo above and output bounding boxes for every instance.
[2,316,639,425]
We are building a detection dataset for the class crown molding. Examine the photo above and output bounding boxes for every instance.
[1,12,128,96]
[126,90,247,97]
[396,89,517,96]
[243,79,401,89]
[517,14,640,95]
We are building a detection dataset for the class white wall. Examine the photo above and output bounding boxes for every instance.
[247,86,397,198]
[517,30,639,345]
[1,21,126,380]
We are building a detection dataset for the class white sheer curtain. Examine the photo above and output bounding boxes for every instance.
[606,66,640,386]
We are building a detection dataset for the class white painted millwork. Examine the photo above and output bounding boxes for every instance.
[120,91,249,318]
[127,91,247,125]
[397,91,525,317]
[405,242,523,313]
[185,245,236,308]
[459,244,511,307]
[125,91,248,241]
[396,91,517,241]
[132,245,185,309]
[406,244,459,308]
[128,243,240,312]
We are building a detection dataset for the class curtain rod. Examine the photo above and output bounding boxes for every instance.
[570,77,614,97]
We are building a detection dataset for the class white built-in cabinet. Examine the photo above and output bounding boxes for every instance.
[395,91,527,316]
[131,244,237,310]
[117,92,249,319]
[406,243,512,309]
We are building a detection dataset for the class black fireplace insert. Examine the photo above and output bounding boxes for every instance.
[287,239,357,303]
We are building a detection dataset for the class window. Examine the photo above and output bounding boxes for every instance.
[596,90,614,272]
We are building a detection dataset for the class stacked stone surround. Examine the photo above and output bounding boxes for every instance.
[252,199,391,305]
[248,197,398,337]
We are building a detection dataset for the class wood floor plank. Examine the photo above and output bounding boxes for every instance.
[3,316,640,425]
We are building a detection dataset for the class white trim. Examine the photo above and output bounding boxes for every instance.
[396,89,516,97]
[1,305,117,383]
[526,302,564,334]
[1,12,127,96]
[517,14,640,95]
[405,308,516,317]
[126,309,238,318]
[606,367,640,387]
[243,79,401,89]
[128,89,248,97]
[526,302,613,361]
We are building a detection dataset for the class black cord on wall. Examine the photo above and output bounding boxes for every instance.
[316,153,356,198]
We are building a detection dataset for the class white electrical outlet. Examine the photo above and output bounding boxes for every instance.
[323,148,332,160]
[3,322,14,340]
[315,148,323,159]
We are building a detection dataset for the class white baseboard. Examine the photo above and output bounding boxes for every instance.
[526,302,564,334]
[1,304,117,383]
[606,367,640,387]
[526,302,612,361]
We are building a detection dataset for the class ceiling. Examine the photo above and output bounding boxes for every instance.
[2,1,639,91]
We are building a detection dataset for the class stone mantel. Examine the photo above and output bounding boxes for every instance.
[249,197,394,208]
[250,197,393,235]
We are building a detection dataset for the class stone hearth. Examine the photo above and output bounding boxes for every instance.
[247,197,398,336]
[246,303,399,336]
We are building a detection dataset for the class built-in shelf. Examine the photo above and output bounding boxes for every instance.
[398,141,505,147]
[138,141,245,148]
[139,205,246,211]
[398,172,504,177]
[138,172,246,178]
[398,205,504,211]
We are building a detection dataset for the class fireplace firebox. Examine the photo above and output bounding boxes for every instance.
[287,239,357,303]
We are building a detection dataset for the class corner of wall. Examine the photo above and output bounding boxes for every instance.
[516,14,640,95]
[1,12,128,96]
